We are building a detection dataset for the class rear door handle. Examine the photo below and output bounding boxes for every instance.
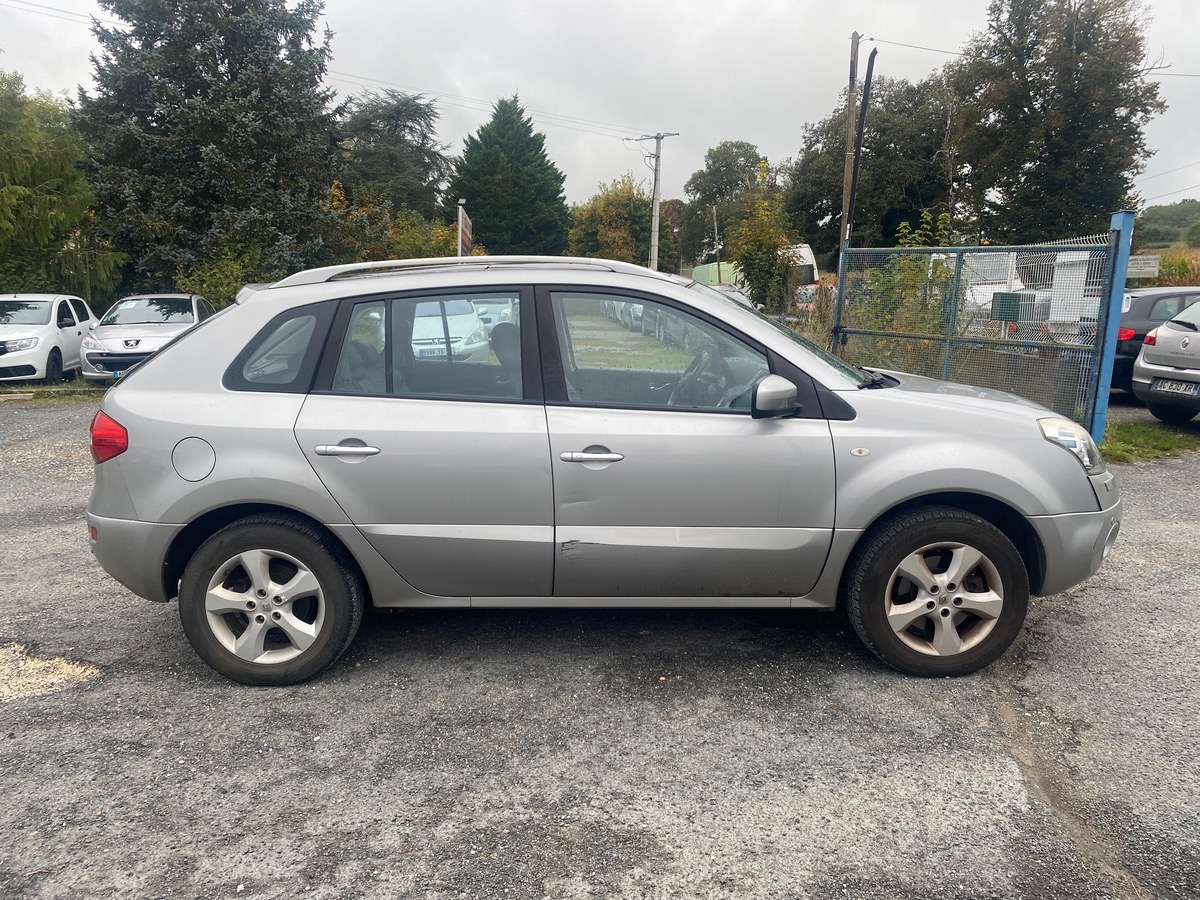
[315,443,381,457]
[560,451,624,463]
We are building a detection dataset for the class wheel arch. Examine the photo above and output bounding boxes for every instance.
[161,503,371,604]
[839,492,1047,601]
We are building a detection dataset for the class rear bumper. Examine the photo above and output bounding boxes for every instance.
[87,512,179,602]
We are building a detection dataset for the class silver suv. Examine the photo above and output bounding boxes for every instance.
[87,257,1122,685]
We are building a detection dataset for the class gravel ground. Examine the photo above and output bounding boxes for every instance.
[0,392,1197,899]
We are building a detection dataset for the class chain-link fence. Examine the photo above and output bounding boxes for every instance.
[831,234,1118,426]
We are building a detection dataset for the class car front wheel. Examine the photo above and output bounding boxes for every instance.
[843,507,1028,676]
[178,515,365,685]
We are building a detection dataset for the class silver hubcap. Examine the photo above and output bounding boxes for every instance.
[885,542,1004,657]
[204,549,325,665]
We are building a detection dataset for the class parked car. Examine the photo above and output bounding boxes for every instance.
[87,256,1121,686]
[81,293,216,382]
[1090,287,1200,393]
[0,293,98,384]
[1130,300,1200,423]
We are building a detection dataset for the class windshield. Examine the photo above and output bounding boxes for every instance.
[102,297,194,325]
[0,300,51,326]
[682,280,871,386]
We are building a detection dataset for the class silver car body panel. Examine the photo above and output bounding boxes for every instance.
[87,257,1121,614]
[545,405,835,597]
[295,394,554,597]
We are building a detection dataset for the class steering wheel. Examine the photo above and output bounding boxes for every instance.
[668,345,726,407]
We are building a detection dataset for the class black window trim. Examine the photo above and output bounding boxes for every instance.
[223,299,337,394]
[535,284,834,419]
[309,284,541,404]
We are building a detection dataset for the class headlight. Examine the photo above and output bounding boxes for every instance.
[3,337,38,352]
[81,335,104,351]
[500,307,513,322]
[467,327,486,345]
[1039,417,1105,475]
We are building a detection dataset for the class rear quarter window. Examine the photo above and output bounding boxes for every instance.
[224,301,336,393]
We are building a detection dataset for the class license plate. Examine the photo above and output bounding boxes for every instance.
[417,347,447,358]
[112,370,123,380]
[1153,378,1198,396]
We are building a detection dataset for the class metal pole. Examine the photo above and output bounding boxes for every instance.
[845,48,877,249]
[456,199,465,258]
[648,134,664,270]
[840,32,861,248]
[712,205,721,282]
[1090,210,1136,443]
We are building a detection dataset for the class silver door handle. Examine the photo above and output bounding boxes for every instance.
[315,444,381,457]
[560,451,624,463]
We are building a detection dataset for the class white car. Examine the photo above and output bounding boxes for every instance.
[0,293,98,384]
[81,293,216,382]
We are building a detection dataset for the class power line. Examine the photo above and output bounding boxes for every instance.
[865,37,962,56]
[1143,183,1200,202]
[1137,160,1200,182]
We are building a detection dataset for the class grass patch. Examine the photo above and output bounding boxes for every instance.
[1101,420,1200,463]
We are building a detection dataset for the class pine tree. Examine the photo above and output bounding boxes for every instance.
[340,90,449,219]
[74,0,340,288]
[443,96,570,256]
[0,71,122,295]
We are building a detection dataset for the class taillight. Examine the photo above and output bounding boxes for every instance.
[90,411,128,463]
[1144,327,1159,347]
[1117,327,1135,341]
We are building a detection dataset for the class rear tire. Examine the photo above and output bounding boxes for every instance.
[843,507,1028,677]
[1147,403,1198,424]
[178,515,365,685]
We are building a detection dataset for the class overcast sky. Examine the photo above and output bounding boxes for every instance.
[3,0,1198,211]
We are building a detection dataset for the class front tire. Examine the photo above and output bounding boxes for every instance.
[178,516,365,685]
[1147,402,1198,424]
[43,349,62,385]
[843,507,1028,677]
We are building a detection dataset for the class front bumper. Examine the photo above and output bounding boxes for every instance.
[0,345,45,380]
[1028,498,1122,596]
[82,350,152,381]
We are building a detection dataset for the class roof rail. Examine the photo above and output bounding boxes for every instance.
[268,255,667,289]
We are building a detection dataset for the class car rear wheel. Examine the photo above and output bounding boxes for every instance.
[42,349,62,385]
[178,515,365,685]
[1146,402,1198,424]
[843,507,1028,677]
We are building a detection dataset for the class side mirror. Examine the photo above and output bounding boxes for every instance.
[58,316,74,329]
[751,374,799,419]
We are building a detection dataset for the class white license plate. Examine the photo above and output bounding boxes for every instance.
[417,347,447,358]
[112,370,123,380]
[1153,378,1198,396]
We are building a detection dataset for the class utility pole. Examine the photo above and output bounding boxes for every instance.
[635,132,679,270]
[840,32,861,248]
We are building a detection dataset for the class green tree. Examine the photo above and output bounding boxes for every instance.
[567,174,673,269]
[782,75,960,257]
[443,96,570,256]
[74,0,341,289]
[726,164,794,311]
[0,71,123,295]
[953,0,1164,242]
[680,140,767,266]
[340,90,449,219]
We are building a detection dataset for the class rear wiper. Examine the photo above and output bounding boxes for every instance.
[1168,318,1198,331]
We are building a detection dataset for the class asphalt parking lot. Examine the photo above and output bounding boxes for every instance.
[0,391,1197,899]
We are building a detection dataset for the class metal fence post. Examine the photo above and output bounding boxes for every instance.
[1089,210,1135,443]
[942,249,966,381]
[833,241,849,354]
